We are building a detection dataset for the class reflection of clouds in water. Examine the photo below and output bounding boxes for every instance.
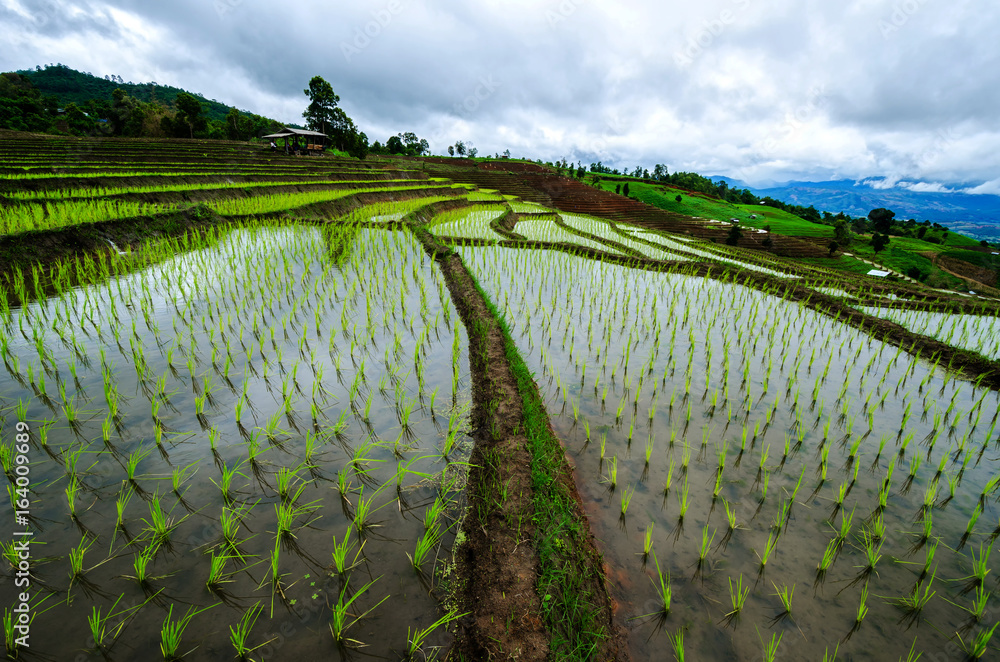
[457,242,1000,661]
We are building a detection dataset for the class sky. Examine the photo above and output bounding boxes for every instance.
[2,0,999,192]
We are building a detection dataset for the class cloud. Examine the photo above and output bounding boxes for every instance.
[1,0,999,187]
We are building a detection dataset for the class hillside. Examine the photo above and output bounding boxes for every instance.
[19,63,252,122]
[712,176,1000,242]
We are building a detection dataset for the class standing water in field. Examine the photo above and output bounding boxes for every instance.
[459,244,1000,662]
[0,221,471,660]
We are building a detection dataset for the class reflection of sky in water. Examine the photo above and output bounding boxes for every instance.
[861,307,1000,361]
[459,243,1000,662]
[0,224,472,660]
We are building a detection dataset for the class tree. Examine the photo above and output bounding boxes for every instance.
[386,134,405,154]
[174,92,207,139]
[726,222,742,246]
[468,147,478,158]
[675,194,682,204]
[622,183,630,197]
[576,165,585,179]
[502,149,510,159]
[868,208,895,235]
[827,240,839,256]
[454,141,466,157]
[345,130,369,160]
[303,75,340,136]
[871,233,890,255]
[615,184,621,195]
[762,235,774,250]
[833,220,852,248]
[447,145,454,157]
[917,226,928,239]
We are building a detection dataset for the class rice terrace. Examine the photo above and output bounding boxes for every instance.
[1,130,1000,662]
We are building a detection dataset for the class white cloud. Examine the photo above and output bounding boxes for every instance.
[1,0,998,187]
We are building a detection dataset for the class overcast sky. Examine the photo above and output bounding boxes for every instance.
[2,0,999,191]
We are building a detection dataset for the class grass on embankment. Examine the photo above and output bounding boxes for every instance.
[465,271,621,661]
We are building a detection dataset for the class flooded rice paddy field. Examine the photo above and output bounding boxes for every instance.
[459,244,1000,662]
[0,222,471,660]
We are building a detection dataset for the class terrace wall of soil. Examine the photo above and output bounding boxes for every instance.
[407,207,626,661]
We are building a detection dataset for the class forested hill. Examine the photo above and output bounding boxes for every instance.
[18,64,238,121]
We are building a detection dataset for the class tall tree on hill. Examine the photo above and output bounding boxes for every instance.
[303,75,340,136]
[871,233,890,255]
[174,92,207,139]
[833,220,852,248]
[868,208,896,234]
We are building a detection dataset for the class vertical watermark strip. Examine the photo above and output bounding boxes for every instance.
[9,421,32,650]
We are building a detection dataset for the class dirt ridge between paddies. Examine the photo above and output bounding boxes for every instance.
[406,202,628,661]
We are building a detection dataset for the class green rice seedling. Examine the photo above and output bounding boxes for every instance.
[275,491,321,542]
[604,456,618,491]
[955,621,998,661]
[210,460,247,507]
[404,609,466,660]
[953,583,991,626]
[757,627,782,662]
[667,629,685,662]
[816,538,837,587]
[695,524,715,577]
[229,602,275,661]
[620,484,635,520]
[916,538,939,585]
[677,477,689,525]
[329,577,389,649]
[640,523,655,562]
[352,486,385,536]
[123,542,161,591]
[821,644,840,662]
[895,566,936,627]
[960,544,992,594]
[851,529,883,586]
[160,603,215,661]
[721,573,750,627]
[772,582,794,622]
[663,457,675,497]
[67,534,95,587]
[844,583,870,641]
[143,495,187,546]
[407,524,442,574]
[206,550,235,594]
[958,506,982,551]
[87,593,145,656]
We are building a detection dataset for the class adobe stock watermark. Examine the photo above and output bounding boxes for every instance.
[914,126,960,170]
[23,0,61,28]
[878,0,931,39]
[675,0,752,67]
[546,0,586,28]
[429,75,502,151]
[214,0,244,19]
[733,85,828,184]
[340,0,407,63]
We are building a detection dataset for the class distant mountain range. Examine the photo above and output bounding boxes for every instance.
[710,177,1000,241]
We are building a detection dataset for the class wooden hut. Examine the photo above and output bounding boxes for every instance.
[262,127,329,155]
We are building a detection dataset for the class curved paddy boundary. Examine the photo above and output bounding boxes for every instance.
[0,188,462,297]
[433,235,1000,391]
[406,205,628,661]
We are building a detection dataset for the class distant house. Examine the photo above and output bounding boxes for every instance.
[866,269,890,278]
[261,127,328,155]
